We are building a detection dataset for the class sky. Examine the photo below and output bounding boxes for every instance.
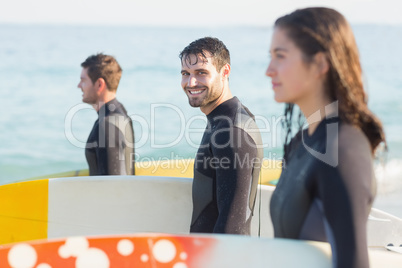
[1,0,401,27]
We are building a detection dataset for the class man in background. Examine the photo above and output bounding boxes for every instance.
[78,53,135,175]
[180,37,263,234]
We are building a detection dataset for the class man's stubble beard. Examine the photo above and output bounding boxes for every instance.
[188,78,223,108]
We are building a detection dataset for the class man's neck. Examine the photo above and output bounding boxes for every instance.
[201,86,233,115]
[94,92,116,112]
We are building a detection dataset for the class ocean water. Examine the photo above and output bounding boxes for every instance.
[1,24,401,216]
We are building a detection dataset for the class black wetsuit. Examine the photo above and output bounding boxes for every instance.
[85,98,135,175]
[190,97,263,234]
[270,117,375,268]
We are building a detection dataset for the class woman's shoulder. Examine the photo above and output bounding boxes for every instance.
[338,122,371,155]
[336,123,374,186]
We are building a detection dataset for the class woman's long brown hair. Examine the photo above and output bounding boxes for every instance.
[276,7,386,158]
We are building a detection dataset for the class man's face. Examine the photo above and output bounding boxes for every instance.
[78,68,98,105]
[181,53,224,108]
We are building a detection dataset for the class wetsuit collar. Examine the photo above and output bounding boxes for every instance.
[302,116,340,146]
[97,98,119,115]
[206,96,239,121]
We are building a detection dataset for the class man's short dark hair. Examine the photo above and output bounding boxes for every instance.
[81,53,122,92]
[179,37,230,71]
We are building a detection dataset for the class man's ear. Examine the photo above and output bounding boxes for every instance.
[314,52,329,77]
[95,78,107,93]
[221,63,231,80]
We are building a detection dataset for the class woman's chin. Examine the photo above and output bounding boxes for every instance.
[274,95,286,103]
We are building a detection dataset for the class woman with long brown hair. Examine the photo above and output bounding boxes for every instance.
[266,7,386,268]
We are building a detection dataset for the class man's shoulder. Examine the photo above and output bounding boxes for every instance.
[235,103,256,123]
[211,100,259,136]
[99,105,132,132]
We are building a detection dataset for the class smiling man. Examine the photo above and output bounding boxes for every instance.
[78,53,135,176]
[180,37,263,234]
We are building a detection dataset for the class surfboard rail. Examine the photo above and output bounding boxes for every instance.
[21,159,282,186]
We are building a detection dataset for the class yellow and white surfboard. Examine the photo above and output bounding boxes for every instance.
[0,159,400,251]
[0,176,274,245]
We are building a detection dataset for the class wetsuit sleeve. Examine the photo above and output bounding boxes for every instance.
[211,126,258,234]
[96,117,127,175]
[316,125,374,268]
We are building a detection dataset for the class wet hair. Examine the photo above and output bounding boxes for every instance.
[179,37,230,71]
[81,53,122,92]
[276,7,386,158]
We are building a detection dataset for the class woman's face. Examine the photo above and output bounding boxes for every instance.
[266,27,320,105]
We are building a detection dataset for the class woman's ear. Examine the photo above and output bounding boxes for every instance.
[314,52,329,77]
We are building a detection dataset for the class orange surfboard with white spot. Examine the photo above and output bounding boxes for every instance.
[1,233,402,268]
